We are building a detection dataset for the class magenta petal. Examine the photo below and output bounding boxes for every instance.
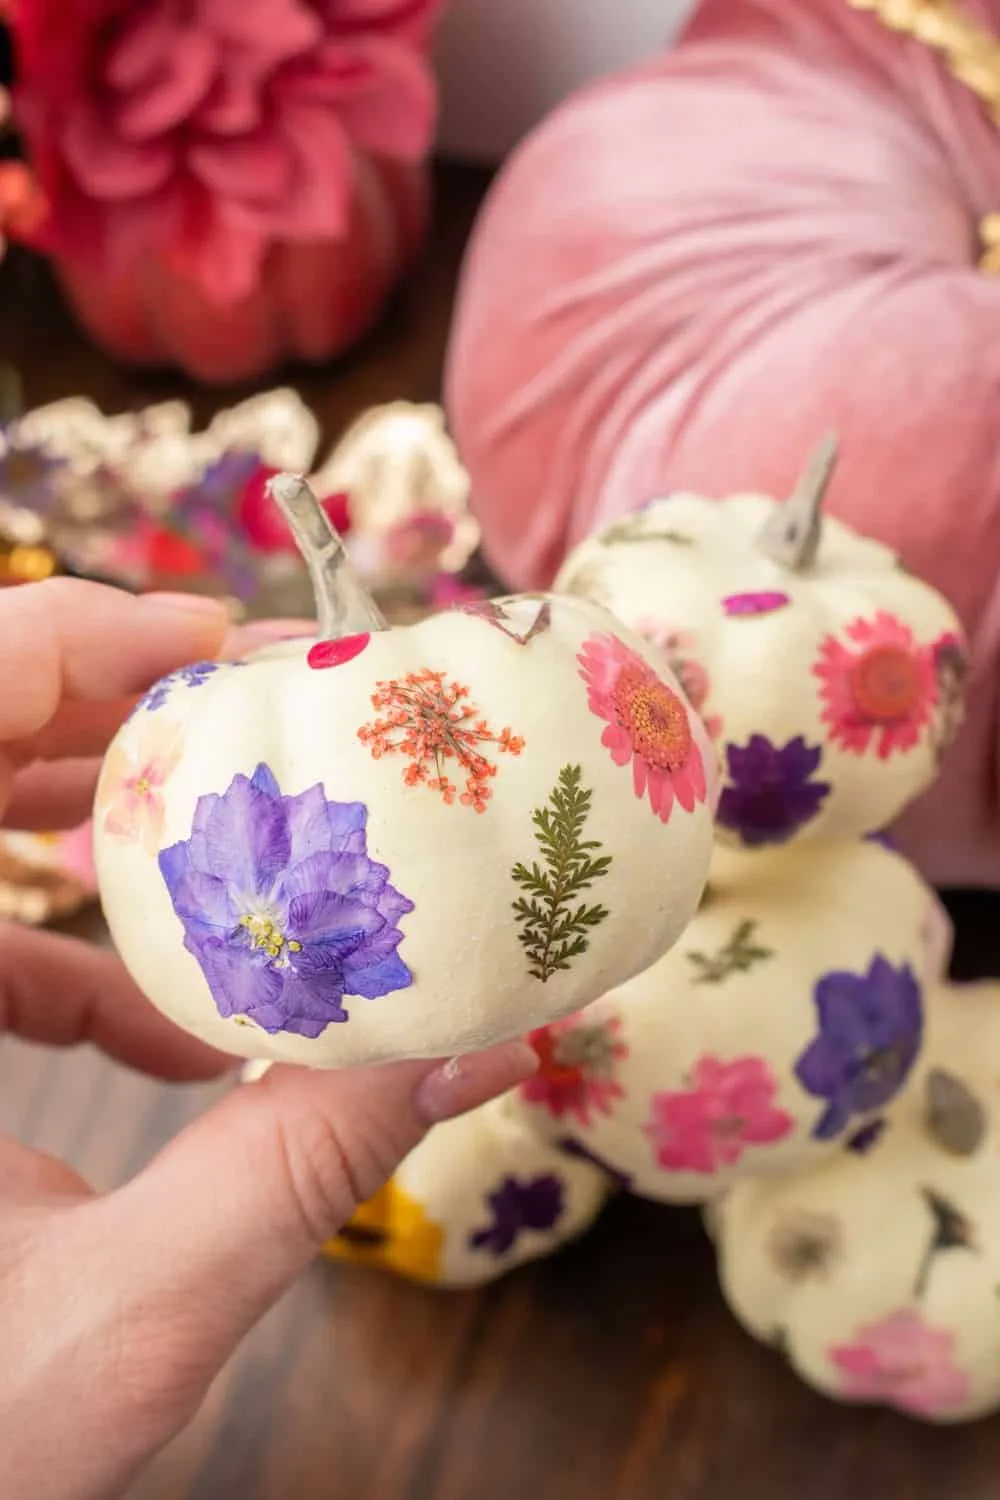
[189,132,293,203]
[106,10,183,91]
[197,75,263,135]
[115,38,218,140]
[722,591,791,617]
[62,104,174,198]
[308,634,371,670]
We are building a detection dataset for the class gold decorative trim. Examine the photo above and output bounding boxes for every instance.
[848,0,1000,271]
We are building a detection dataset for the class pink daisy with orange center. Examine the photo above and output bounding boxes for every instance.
[812,611,936,760]
[577,632,707,823]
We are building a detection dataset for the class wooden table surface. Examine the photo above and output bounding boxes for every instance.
[3,160,1000,1500]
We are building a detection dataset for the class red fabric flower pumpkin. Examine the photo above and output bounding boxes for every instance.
[8,0,443,381]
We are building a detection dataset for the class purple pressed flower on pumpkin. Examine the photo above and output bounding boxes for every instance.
[135,660,234,716]
[794,956,923,1141]
[158,764,414,1038]
[469,1174,565,1256]
[717,734,831,847]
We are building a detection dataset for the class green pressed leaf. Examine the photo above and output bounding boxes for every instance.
[511,765,612,984]
[600,515,693,547]
[912,1186,979,1299]
[686,919,773,985]
[924,1068,987,1157]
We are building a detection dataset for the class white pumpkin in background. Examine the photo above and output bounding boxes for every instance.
[556,437,966,849]
[93,476,715,1070]
[711,980,1000,1424]
[506,837,953,1201]
[326,1096,610,1287]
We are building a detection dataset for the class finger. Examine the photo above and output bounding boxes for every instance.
[0,581,232,743]
[0,922,233,1081]
[96,1041,538,1360]
[4,614,316,772]
[3,757,98,830]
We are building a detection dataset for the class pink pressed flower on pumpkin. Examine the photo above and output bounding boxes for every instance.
[578,632,708,824]
[522,1013,628,1127]
[97,718,183,854]
[633,620,724,741]
[645,1055,793,1175]
[813,611,936,760]
[829,1310,970,1419]
[10,0,444,302]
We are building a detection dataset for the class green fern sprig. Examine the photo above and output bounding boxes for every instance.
[686,919,773,985]
[511,765,612,983]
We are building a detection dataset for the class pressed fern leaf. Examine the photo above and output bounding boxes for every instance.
[511,764,612,983]
[686,919,773,985]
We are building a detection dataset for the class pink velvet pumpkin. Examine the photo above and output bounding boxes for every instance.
[445,0,1000,890]
[11,0,440,383]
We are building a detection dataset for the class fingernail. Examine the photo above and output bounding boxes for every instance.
[415,1039,538,1125]
[142,591,229,618]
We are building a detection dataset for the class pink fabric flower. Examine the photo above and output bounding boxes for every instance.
[97,718,183,854]
[522,1013,628,1127]
[829,1310,970,1419]
[578,631,707,823]
[11,0,443,301]
[812,611,936,760]
[645,1055,793,1174]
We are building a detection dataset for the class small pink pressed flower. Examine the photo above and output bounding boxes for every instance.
[829,1310,970,1418]
[645,1055,793,1174]
[97,718,184,854]
[522,1013,628,1127]
[578,632,707,824]
[634,621,723,741]
[812,611,936,760]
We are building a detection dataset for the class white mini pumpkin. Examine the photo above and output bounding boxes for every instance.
[711,980,1000,1424]
[507,837,952,1201]
[94,476,715,1069]
[556,438,966,849]
[326,1096,610,1287]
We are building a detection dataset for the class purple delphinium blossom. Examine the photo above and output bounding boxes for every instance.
[135,659,236,715]
[469,1174,565,1256]
[794,956,924,1141]
[717,734,832,847]
[845,1118,888,1155]
[158,764,414,1037]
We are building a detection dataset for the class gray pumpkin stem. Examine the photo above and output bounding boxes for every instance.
[756,432,839,572]
[267,472,386,641]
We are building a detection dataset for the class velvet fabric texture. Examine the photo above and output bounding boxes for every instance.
[445,0,1000,889]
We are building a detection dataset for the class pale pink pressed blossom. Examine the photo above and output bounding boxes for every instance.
[522,1013,628,1127]
[813,611,936,761]
[645,1055,793,1175]
[829,1310,970,1419]
[633,621,723,741]
[11,0,443,302]
[577,631,707,824]
[97,718,184,854]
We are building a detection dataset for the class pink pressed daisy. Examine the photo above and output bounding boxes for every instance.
[522,1013,627,1127]
[577,632,707,823]
[829,1311,970,1419]
[812,611,936,760]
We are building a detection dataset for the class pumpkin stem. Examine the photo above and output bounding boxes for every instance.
[756,432,838,571]
[267,472,386,641]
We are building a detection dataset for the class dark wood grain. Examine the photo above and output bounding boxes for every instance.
[2,158,1000,1499]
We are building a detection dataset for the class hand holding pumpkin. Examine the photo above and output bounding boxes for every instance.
[0,578,537,1500]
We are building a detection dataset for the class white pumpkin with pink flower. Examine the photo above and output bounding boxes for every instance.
[93,476,716,1071]
[711,979,1000,1424]
[505,837,950,1200]
[556,437,966,849]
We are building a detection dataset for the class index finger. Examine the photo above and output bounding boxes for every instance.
[0,581,231,744]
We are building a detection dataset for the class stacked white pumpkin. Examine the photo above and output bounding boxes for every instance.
[322,438,1000,1427]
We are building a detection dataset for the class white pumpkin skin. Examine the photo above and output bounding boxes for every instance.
[557,494,966,849]
[94,595,715,1069]
[713,981,1000,1424]
[506,839,950,1202]
[326,1096,609,1287]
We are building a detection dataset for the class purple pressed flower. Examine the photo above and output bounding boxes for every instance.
[717,734,831,847]
[136,660,234,715]
[794,956,924,1141]
[864,829,897,851]
[845,1118,888,1154]
[469,1174,565,1256]
[722,591,791,617]
[158,763,414,1037]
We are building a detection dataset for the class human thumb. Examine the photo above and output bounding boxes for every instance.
[89,1040,536,1375]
